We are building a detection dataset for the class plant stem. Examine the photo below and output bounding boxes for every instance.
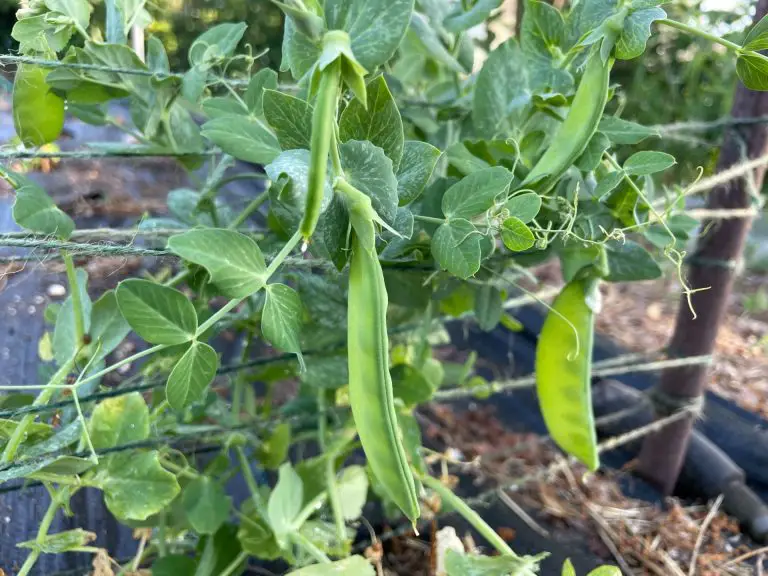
[330,123,343,177]
[157,511,168,557]
[420,473,518,557]
[63,251,85,347]
[1,355,77,463]
[229,190,270,229]
[66,344,167,392]
[657,18,742,52]
[235,445,267,516]
[220,551,249,576]
[413,214,445,226]
[17,487,65,576]
[290,531,331,564]
[317,390,346,547]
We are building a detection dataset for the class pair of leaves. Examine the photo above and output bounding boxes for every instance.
[6,170,74,240]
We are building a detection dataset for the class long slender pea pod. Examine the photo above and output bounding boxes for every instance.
[535,277,600,470]
[522,50,613,192]
[347,235,420,523]
[13,65,65,147]
[300,60,341,243]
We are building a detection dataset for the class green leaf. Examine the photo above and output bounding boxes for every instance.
[301,355,349,389]
[598,116,659,145]
[197,524,246,576]
[166,341,219,411]
[442,167,513,219]
[116,279,197,345]
[605,240,661,282]
[340,139,399,224]
[89,392,149,450]
[737,53,768,91]
[594,171,624,200]
[432,219,483,279]
[562,559,577,576]
[52,268,91,365]
[94,451,180,521]
[445,549,545,576]
[501,217,535,252]
[337,465,369,521]
[147,35,170,73]
[474,285,503,332]
[587,566,622,576]
[262,284,304,367]
[397,140,442,205]
[168,229,267,299]
[339,76,404,170]
[189,22,248,69]
[408,13,464,73]
[268,463,303,547]
[12,15,73,53]
[18,528,95,554]
[181,65,208,103]
[0,419,53,447]
[287,556,375,576]
[616,7,666,60]
[262,89,314,151]
[152,555,199,576]
[183,476,232,535]
[45,0,92,32]
[256,422,292,470]
[744,14,768,51]
[623,151,676,175]
[7,171,74,239]
[575,132,611,172]
[521,0,566,56]
[89,290,131,361]
[238,503,282,560]
[391,364,434,406]
[505,192,542,223]
[444,0,503,33]
[202,96,248,119]
[473,39,531,138]
[246,68,278,115]
[201,116,281,165]
[324,0,414,71]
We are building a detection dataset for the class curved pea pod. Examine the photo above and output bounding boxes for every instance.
[13,65,65,147]
[300,60,340,243]
[347,236,420,523]
[535,278,600,470]
[522,50,613,193]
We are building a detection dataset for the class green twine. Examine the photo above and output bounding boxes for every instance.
[0,149,216,160]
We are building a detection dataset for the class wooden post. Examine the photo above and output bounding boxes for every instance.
[636,0,768,494]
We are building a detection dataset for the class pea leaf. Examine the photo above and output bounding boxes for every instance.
[202,96,248,119]
[391,364,434,406]
[623,151,676,175]
[152,556,198,576]
[166,341,219,411]
[605,240,662,282]
[615,7,666,60]
[116,279,197,345]
[562,559,577,576]
[267,463,303,546]
[744,13,768,51]
[444,0,503,33]
[183,476,232,535]
[12,15,73,53]
[301,355,349,389]
[575,132,611,172]
[501,217,535,252]
[598,116,659,145]
[474,285,503,331]
[594,171,624,200]
[45,0,92,32]
[238,503,282,560]
[246,68,278,115]
[18,529,96,554]
[408,13,464,73]
[587,567,622,576]
[737,53,768,91]
[397,140,441,206]
[198,524,247,575]
[337,465,369,521]
[445,549,545,576]
[105,0,126,44]
[262,284,304,368]
[324,0,415,71]
[256,422,292,470]
[168,229,268,299]
[442,167,513,219]
[189,23,247,69]
[262,89,314,151]
[473,39,531,138]
[89,290,131,361]
[340,139,399,224]
[52,268,92,365]
[89,392,149,450]
[521,0,566,56]
[432,219,483,279]
[201,116,281,165]
[506,192,542,223]
[340,76,404,170]
[93,451,180,521]
[7,171,74,239]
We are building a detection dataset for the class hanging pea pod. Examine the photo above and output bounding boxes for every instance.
[522,49,613,193]
[535,277,600,470]
[12,65,65,147]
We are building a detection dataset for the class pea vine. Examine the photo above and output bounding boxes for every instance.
[1,0,765,574]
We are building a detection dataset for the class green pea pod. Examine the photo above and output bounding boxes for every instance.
[13,64,65,147]
[535,277,599,470]
[348,236,420,523]
[300,60,340,242]
[522,50,613,192]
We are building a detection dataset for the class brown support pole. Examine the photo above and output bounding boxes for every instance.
[636,0,768,495]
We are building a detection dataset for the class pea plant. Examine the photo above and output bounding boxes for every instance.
[2,0,767,574]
